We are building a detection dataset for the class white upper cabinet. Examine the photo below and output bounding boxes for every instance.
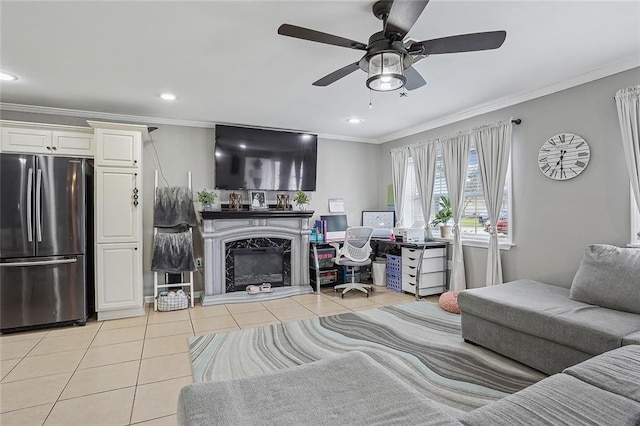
[0,121,94,156]
[94,128,142,167]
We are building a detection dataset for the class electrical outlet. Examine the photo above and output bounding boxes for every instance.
[195,258,203,268]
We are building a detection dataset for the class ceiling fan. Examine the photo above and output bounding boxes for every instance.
[277,0,506,92]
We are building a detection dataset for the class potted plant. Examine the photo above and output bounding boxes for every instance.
[293,190,309,210]
[431,196,453,238]
[197,189,218,211]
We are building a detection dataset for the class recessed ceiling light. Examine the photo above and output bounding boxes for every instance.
[347,117,363,124]
[0,71,18,81]
[160,93,176,101]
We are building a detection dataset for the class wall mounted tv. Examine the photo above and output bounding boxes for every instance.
[214,125,318,191]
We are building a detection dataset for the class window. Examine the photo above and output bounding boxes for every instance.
[403,143,512,245]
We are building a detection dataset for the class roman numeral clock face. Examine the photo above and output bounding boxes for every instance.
[538,133,590,180]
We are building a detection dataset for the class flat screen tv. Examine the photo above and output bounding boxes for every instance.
[214,125,318,191]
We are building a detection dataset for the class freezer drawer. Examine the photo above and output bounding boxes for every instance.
[0,255,87,331]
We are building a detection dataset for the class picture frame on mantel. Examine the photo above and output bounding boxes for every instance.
[228,192,243,211]
[249,190,268,210]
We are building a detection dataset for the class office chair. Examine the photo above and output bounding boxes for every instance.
[330,226,374,298]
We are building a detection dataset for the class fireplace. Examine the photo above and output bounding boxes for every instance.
[232,247,285,292]
[200,210,314,305]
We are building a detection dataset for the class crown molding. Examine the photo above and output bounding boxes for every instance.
[378,55,640,143]
[0,102,378,144]
[0,103,216,129]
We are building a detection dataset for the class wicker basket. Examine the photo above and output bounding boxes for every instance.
[156,290,189,312]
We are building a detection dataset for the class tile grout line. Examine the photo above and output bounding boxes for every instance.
[42,320,105,424]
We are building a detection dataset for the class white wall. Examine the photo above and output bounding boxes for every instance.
[378,67,640,288]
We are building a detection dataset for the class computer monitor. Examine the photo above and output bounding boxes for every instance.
[321,214,348,241]
[361,211,396,229]
[361,211,395,239]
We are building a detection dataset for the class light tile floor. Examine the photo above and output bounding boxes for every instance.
[0,286,430,425]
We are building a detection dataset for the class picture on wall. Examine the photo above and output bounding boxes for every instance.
[250,190,267,210]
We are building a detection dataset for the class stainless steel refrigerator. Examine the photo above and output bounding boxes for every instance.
[1,153,88,332]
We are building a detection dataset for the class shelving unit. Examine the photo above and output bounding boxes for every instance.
[153,170,195,311]
[309,243,339,293]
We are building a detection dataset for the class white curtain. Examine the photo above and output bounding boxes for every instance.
[473,121,513,286]
[390,147,409,226]
[409,142,438,239]
[615,85,640,238]
[440,134,471,291]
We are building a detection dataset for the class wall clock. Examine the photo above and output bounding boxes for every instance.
[538,133,591,180]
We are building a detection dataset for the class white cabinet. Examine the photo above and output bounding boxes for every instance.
[95,167,141,243]
[0,122,94,156]
[401,246,447,296]
[96,243,142,311]
[95,128,141,167]
[89,121,149,321]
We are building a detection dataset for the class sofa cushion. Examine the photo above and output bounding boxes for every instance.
[458,280,640,355]
[177,351,461,426]
[624,331,640,346]
[563,345,640,404]
[569,244,640,314]
[459,373,640,426]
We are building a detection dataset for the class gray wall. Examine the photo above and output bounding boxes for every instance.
[379,67,640,288]
[0,110,380,296]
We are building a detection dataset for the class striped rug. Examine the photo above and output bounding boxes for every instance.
[188,301,546,416]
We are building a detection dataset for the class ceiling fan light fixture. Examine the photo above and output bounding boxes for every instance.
[366,51,405,92]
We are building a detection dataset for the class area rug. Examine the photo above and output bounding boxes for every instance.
[188,301,546,416]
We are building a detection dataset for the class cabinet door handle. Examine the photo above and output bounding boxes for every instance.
[46,146,52,150]
[134,247,138,250]
[52,146,57,151]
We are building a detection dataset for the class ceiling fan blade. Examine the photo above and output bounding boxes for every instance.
[313,62,361,87]
[384,0,429,40]
[404,67,426,91]
[410,31,507,55]
[278,24,367,50]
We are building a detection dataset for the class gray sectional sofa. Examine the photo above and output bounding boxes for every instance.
[178,345,640,425]
[458,244,640,375]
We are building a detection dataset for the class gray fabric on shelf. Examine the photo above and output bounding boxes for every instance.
[177,351,461,426]
[154,186,197,228]
[569,244,640,314]
[151,229,196,273]
[563,344,640,404]
[459,373,640,426]
[458,279,640,355]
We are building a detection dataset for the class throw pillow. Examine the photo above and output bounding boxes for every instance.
[439,291,461,314]
[569,244,640,314]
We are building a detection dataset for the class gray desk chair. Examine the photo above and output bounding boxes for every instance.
[330,226,374,298]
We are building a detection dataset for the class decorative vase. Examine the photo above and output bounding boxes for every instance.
[440,225,452,239]
[203,202,214,212]
[297,204,306,211]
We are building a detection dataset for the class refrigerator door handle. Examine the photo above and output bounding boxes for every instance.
[27,167,34,242]
[0,258,78,267]
[36,168,42,242]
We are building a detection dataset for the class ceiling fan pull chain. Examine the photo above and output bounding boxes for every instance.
[369,90,374,109]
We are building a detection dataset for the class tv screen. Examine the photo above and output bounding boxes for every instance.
[214,125,318,191]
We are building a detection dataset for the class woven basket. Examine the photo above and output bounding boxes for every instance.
[156,291,189,312]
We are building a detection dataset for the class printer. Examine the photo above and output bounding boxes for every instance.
[394,221,426,243]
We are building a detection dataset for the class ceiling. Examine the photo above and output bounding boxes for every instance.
[1,1,639,143]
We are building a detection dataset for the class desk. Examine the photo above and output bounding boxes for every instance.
[310,239,448,300]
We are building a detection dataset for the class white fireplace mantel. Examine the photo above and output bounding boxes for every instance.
[200,210,315,305]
